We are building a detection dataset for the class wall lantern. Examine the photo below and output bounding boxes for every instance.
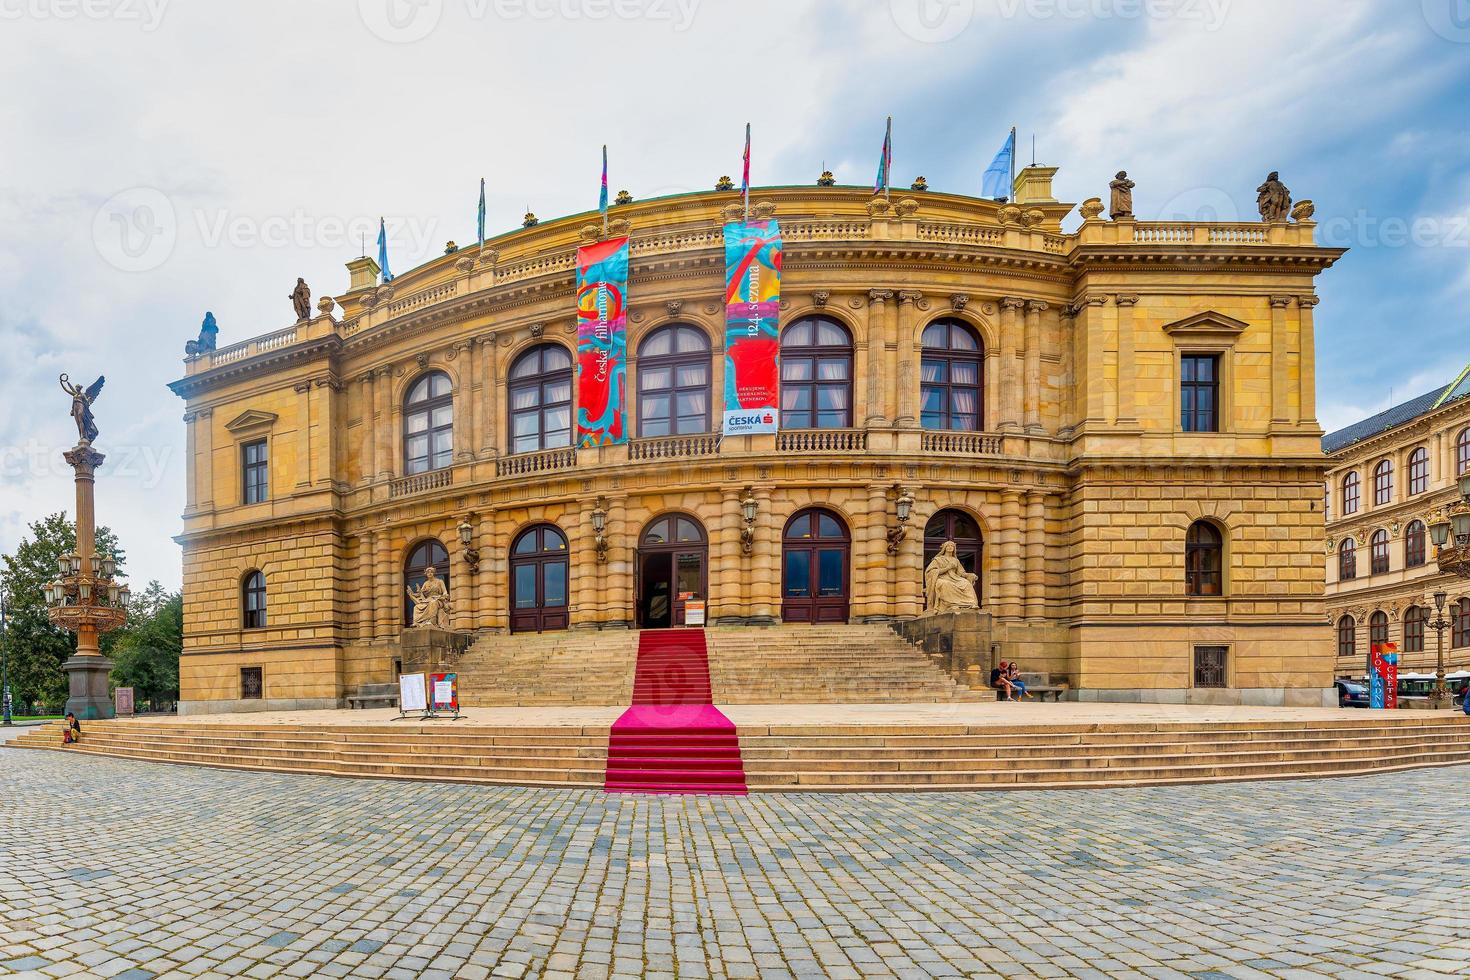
[591,498,609,563]
[457,517,480,573]
[886,485,916,555]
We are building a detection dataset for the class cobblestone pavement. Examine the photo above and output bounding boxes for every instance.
[2,749,1468,980]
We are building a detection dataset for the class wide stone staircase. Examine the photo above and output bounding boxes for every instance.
[705,625,979,703]
[11,714,1469,791]
[453,630,639,707]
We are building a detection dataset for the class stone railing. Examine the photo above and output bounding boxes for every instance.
[628,433,721,461]
[776,429,867,453]
[1131,222,1271,245]
[389,468,452,499]
[206,325,299,368]
[496,447,577,477]
[920,431,1004,456]
[917,222,1005,247]
[383,282,457,317]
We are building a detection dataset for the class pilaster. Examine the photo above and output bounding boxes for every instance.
[1114,294,1139,427]
[895,291,923,426]
[1023,300,1047,433]
[866,290,893,426]
[997,297,1024,431]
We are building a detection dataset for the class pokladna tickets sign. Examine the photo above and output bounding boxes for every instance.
[575,236,630,447]
[721,220,782,435]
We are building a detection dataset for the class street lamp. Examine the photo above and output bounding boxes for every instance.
[2,576,12,726]
[1429,588,1451,710]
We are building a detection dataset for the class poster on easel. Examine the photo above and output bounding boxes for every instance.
[1369,643,1399,709]
[399,673,428,714]
[428,672,459,717]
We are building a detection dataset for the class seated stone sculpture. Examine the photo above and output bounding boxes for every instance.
[407,566,452,630]
[924,541,980,613]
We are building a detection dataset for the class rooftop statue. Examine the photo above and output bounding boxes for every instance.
[1109,171,1135,220]
[407,566,453,630]
[1257,171,1292,223]
[185,312,219,356]
[289,278,311,321]
[924,541,980,613]
[59,373,105,445]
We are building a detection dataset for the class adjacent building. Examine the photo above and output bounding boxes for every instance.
[169,170,1341,713]
[1323,366,1470,677]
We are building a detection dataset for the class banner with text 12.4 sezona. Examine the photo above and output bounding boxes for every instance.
[722,220,782,435]
[575,235,630,447]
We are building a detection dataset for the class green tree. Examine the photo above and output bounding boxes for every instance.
[110,581,181,710]
[1,513,124,713]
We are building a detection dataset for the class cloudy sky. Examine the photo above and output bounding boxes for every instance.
[2,0,1468,589]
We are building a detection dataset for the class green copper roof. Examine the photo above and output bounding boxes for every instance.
[1431,361,1470,409]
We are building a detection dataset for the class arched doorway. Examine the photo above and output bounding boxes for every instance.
[404,539,449,626]
[782,507,850,623]
[509,524,569,633]
[923,510,983,607]
[636,514,708,629]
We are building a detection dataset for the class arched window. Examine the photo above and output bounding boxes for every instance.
[1341,472,1360,515]
[1459,429,1470,476]
[1185,521,1224,597]
[1405,520,1427,568]
[404,371,454,475]
[920,319,984,431]
[509,344,574,454]
[1408,447,1429,496]
[637,325,710,437]
[1339,539,1357,581]
[1337,616,1356,662]
[509,524,570,633]
[1373,460,1393,506]
[1369,611,1389,652]
[1404,606,1426,654]
[403,539,449,626]
[923,509,984,607]
[1370,529,1390,575]
[780,316,852,429]
[1454,598,1470,649]
[242,570,266,629]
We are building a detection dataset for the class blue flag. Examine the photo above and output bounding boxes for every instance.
[874,116,892,195]
[477,177,486,250]
[982,130,1016,200]
[377,217,393,283]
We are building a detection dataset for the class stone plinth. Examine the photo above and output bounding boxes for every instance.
[890,610,994,687]
[63,655,116,720]
[400,628,471,675]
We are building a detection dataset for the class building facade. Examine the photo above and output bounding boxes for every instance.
[1323,368,1470,678]
[170,172,1340,713]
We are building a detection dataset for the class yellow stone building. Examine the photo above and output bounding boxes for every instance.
[1323,367,1470,679]
[169,170,1341,713]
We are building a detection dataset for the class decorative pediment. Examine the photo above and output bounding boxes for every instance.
[225,409,278,433]
[1161,310,1249,342]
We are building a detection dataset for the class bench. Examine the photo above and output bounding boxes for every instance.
[994,672,1069,702]
[347,683,399,710]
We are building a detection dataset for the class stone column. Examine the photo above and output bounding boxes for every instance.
[750,486,779,624]
[1078,296,1108,425]
[197,409,214,509]
[480,334,499,458]
[458,341,477,462]
[997,297,1024,431]
[358,531,376,640]
[313,379,340,488]
[1114,295,1138,426]
[294,381,312,487]
[357,372,376,485]
[895,291,923,426]
[1024,491,1046,620]
[570,505,598,629]
[1024,300,1047,433]
[1434,430,1447,486]
[1057,306,1077,438]
[710,488,738,624]
[374,529,393,639]
[857,483,889,621]
[865,290,892,426]
[374,367,394,480]
[606,495,634,629]
[183,412,198,511]
[998,490,1023,620]
[1297,295,1319,425]
[1270,295,1292,425]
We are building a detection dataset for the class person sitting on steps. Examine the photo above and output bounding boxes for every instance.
[61,712,81,746]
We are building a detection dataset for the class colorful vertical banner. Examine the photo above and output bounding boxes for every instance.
[575,236,630,447]
[1370,643,1399,709]
[722,220,782,435]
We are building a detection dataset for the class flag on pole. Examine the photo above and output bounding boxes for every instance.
[477,177,487,252]
[741,122,751,219]
[874,116,892,196]
[982,129,1017,201]
[599,145,609,230]
[377,217,393,283]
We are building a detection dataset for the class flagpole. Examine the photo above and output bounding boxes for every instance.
[1009,126,1017,203]
[743,122,751,225]
[885,116,893,202]
[601,144,609,239]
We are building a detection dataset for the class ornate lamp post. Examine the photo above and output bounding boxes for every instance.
[1426,473,1470,710]
[43,374,129,720]
[1427,589,1451,710]
[2,577,12,726]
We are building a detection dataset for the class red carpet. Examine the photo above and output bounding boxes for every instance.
[604,629,747,795]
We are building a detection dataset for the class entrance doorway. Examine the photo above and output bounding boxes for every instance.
[636,514,707,628]
[509,524,569,633]
[923,509,983,608]
[781,507,850,623]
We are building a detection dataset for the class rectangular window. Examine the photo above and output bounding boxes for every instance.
[242,439,268,504]
[1180,355,1220,433]
[1193,646,1228,689]
[1454,601,1470,649]
[240,666,263,700]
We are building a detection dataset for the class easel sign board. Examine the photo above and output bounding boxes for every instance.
[429,672,459,713]
[399,673,428,713]
[1369,643,1399,710]
[685,599,706,626]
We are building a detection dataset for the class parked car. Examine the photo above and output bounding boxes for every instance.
[1335,680,1370,708]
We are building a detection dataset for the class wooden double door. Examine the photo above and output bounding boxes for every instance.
[636,514,707,629]
[781,507,851,623]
